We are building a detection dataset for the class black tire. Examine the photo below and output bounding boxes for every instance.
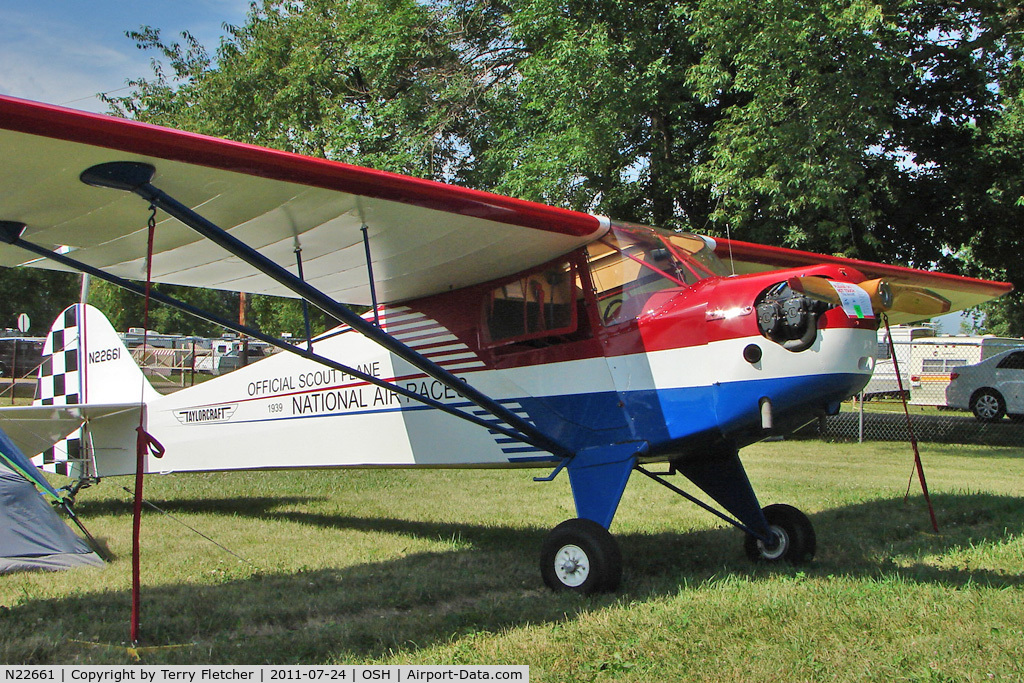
[744,503,816,564]
[540,518,622,594]
[970,389,1005,422]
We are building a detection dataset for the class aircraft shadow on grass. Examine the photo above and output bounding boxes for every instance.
[6,492,1024,662]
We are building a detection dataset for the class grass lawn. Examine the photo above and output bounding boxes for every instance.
[2,440,1023,681]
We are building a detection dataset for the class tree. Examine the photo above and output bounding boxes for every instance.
[103,0,1024,333]
[106,0,496,176]
[684,0,1024,333]
[0,269,79,336]
[87,279,239,337]
[464,0,715,230]
[84,278,337,340]
[96,0,500,337]
[489,0,1024,334]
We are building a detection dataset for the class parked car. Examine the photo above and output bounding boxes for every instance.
[946,347,1024,422]
[212,345,267,375]
[0,337,44,379]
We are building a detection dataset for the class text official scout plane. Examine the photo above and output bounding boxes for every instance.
[0,95,1013,592]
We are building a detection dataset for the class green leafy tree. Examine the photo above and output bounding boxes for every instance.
[101,0,1024,334]
[86,278,338,339]
[0,269,79,336]
[249,294,341,340]
[684,0,1024,334]
[106,0,495,175]
[463,0,710,230]
[96,0,499,337]
[87,279,240,336]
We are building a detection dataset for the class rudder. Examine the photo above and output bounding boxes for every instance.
[38,303,158,406]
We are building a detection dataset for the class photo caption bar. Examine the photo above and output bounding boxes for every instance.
[0,667,528,683]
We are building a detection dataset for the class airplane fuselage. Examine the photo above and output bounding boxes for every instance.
[93,234,877,478]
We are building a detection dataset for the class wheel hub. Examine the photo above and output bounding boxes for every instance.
[756,525,789,561]
[553,544,590,587]
[977,395,999,418]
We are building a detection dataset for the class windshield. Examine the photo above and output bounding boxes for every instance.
[587,224,728,325]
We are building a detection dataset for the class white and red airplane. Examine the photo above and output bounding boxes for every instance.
[0,94,1012,592]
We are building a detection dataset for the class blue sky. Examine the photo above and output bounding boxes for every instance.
[0,0,250,112]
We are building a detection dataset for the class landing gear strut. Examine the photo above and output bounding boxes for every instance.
[537,447,816,593]
[635,461,817,567]
[540,518,622,594]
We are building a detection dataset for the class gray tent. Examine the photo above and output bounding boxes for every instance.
[0,438,103,573]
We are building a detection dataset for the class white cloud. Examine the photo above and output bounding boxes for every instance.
[0,1,249,112]
[0,8,142,110]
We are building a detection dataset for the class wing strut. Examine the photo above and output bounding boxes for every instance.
[76,161,569,458]
[292,244,314,351]
[360,224,382,328]
[0,221,559,451]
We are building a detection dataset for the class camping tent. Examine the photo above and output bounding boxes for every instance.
[0,427,103,573]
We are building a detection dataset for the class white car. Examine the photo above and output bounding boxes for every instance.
[946,347,1024,422]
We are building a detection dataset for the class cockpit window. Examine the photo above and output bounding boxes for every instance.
[484,260,579,346]
[588,224,728,326]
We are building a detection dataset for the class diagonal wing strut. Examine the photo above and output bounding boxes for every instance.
[4,159,574,459]
[0,220,552,449]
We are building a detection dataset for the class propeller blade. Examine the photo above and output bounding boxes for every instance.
[788,275,950,318]
[857,278,894,312]
[788,275,890,312]
[888,284,951,316]
[787,276,842,305]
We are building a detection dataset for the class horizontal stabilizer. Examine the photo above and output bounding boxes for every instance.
[0,404,142,461]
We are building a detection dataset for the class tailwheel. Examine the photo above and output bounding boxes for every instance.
[540,518,622,594]
[743,503,816,564]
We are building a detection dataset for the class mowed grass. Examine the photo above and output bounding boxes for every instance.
[2,441,1023,680]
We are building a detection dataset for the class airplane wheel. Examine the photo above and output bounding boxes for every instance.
[744,503,816,564]
[540,518,622,594]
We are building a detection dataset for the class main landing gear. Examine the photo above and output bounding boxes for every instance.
[539,449,817,593]
[539,503,815,594]
[743,503,816,563]
[540,518,623,593]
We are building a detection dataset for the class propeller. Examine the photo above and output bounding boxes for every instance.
[787,276,951,318]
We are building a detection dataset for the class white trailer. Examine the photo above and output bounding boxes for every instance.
[862,324,936,398]
[193,338,239,374]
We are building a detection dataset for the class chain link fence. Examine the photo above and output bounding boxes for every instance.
[807,337,1024,446]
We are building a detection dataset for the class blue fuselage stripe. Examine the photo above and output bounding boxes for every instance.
[207,371,866,457]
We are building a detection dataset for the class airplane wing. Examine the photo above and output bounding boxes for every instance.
[0,95,1010,319]
[0,95,607,305]
[714,237,1014,325]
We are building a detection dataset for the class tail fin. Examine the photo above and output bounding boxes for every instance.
[36,303,158,407]
[33,303,157,476]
